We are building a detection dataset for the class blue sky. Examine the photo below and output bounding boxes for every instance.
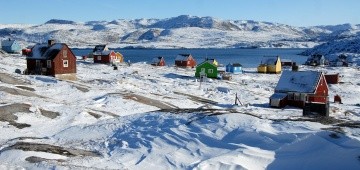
[0,0,359,26]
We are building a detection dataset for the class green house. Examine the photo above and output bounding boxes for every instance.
[195,61,218,78]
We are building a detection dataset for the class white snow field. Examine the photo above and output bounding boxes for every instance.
[0,53,360,169]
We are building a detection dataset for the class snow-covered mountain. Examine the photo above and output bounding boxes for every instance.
[0,15,359,49]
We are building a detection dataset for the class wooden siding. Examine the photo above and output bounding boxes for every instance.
[26,44,76,76]
[175,57,196,67]
[93,51,116,64]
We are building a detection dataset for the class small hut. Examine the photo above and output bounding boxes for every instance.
[151,57,166,66]
[305,54,329,66]
[1,38,21,53]
[257,56,282,74]
[226,63,242,74]
[175,54,196,68]
[195,61,218,78]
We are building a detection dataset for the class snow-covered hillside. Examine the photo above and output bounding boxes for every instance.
[1,52,360,169]
[1,15,358,49]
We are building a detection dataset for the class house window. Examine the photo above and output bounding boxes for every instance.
[300,93,306,101]
[287,93,294,100]
[208,69,213,73]
[63,50,67,58]
[201,68,205,72]
[97,56,101,60]
[36,60,40,67]
[294,93,300,101]
[63,60,68,67]
[47,60,51,68]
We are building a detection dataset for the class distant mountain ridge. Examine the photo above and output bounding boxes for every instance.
[0,15,359,53]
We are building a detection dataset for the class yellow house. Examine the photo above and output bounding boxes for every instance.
[257,56,282,74]
[115,52,124,63]
[205,58,218,66]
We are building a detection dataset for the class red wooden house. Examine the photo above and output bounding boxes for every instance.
[270,71,328,108]
[151,56,165,66]
[324,73,339,84]
[26,40,76,79]
[92,45,117,64]
[175,54,196,68]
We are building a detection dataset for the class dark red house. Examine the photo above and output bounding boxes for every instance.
[151,56,165,66]
[175,54,196,68]
[325,73,339,84]
[26,40,76,79]
[92,45,116,64]
[270,70,328,108]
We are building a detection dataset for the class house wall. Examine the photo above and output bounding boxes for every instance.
[257,65,267,73]
[158,60,165,66]
[267,58,282,73]
[309,76,328,103]
[175,58,196,67]
[195,63,217,78]
[325,74,339,84]
[269,98,287,108]
[94,52,117,64]
[94,55,109,63]
[53,46,76,75]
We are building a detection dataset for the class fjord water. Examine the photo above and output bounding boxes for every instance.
[72,48,307,67]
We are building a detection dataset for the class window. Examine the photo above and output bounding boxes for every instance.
[97,56,101,60]
[287,93,294,100]
[208,69,213,73]
[301,93,306,101]
[294,93,300,101]
[47,60,51,68]
[63,60,68,67]
[36,60,40,67]
[201,68,205,72]
[63,50,67,58]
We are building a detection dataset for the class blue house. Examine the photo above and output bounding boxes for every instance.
[1,38,21,53]
[226,63,242,74]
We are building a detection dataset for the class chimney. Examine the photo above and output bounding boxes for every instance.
[48,39,55,46]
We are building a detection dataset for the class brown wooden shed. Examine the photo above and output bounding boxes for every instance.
[325,73,339,84]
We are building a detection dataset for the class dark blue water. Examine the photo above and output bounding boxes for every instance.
[72,48,307,68]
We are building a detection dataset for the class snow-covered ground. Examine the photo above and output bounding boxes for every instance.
[0,53,360,169]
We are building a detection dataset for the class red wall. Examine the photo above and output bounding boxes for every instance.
[309,75,328,103]
[94,51,116,64]
[175,57,196,67]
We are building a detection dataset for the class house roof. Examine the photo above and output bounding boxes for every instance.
[261,56,279,65]
[175,54,192,61]
[275,70,322,93]
[197,60,216,68]
[28,43,65,60]
[227,63,242,67]
[270,93,287,99]
[281,59,292,62]
[93,45,108,52]
[1,39,16,47]
[93,50,113,55]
